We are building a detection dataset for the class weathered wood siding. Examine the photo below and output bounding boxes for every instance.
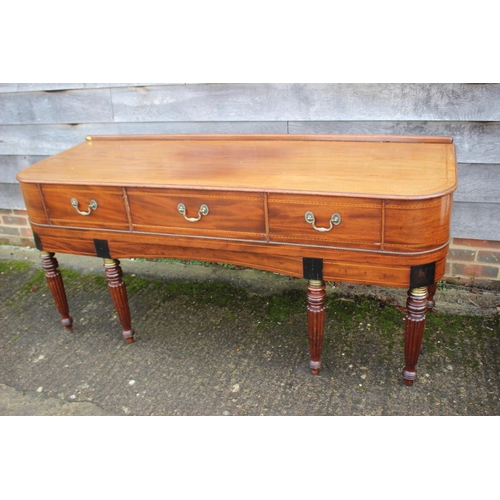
[1,83,499,241]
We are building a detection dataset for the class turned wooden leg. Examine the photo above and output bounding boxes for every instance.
[427,282,437,311]
[103,259,134,343]
[40,251,73,330]
[402,286,428,386]
[307,279,326,375]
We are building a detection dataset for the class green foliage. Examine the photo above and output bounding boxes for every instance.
[264,290,305,323]
[133,258,240,269]
[0,260,33,273]
[19,270,46,293]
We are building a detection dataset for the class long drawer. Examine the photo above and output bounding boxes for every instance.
[268,193,382,249]
[41,185,130,230]
[126,188,266,241]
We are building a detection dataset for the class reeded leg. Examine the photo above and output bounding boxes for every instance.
[40,251,73,330]
[427,282,437,311]
[402,286,428,386]
[103,259,134,343]
[307,279,326,375]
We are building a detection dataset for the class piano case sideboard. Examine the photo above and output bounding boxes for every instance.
[16,134,457,385]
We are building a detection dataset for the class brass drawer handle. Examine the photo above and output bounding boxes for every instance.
[177,203,209,222]
[71,198,98,216]
[305,211,341,232]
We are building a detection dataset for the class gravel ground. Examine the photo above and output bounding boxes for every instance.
[1,245,499,416]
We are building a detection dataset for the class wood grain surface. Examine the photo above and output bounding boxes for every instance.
[4,83,497,244]
[17,135,457,199]
[18,133,456,288]
[3,84,499,123]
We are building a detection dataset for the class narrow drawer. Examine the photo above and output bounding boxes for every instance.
[127,188,266,240]
[268,194,382,249]
[384,196,453,252]
[41,185,130,230]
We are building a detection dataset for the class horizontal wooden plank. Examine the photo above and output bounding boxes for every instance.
[455,164,500,203]
[289,121,500,164]
[1,121,498,163]
[0,83,165,93]
[0,122,288,155]
[0,155,47,183]
[3,83,500,129]
[451,202,500,241]
[0,88,114,125]
[111,83,500,122]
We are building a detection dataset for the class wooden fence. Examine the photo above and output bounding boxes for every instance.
[1,83,499,242]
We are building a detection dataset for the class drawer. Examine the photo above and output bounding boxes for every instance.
[127,188,266,240]
[384,196,452,251]
[41,185,130,230]
[268,194,382,249]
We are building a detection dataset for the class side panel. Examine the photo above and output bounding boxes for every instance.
[384,195,453,252]
[19,182,47,224]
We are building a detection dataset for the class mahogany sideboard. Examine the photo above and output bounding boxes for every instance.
[16,134,457,385]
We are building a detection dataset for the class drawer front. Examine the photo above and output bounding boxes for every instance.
[268,194,382,248]
[41,185,130,230]
[384,195,453,251]
[127,188,266,240]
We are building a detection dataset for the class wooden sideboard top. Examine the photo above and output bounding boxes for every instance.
[18,134,454,384]
[17,134,457,200]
